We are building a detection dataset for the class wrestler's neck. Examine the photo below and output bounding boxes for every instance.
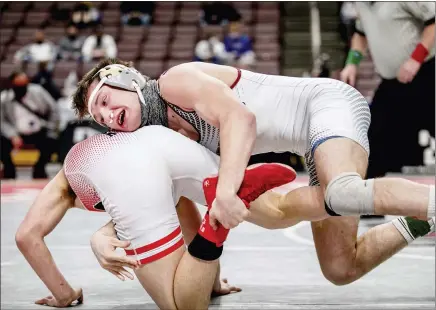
[167,107,199,141]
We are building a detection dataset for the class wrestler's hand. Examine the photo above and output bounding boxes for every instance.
[35,288,83,307]
[211,278,242,297]
[90,231,139,281]
[210,194,250,230]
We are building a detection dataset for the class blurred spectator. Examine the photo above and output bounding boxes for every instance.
[72,1,101,30]
[339,2,358,41]
[31,62,62,101]
[0,71,59,179]
[82,24,117,62]
[120,1,155,26]
[200,2,240,26]
[223,20,256,69]
[58,23,86,61]
[14,28,57,68]
[338,2,358,62]
[312,53,331,78]
[194,36,227,64]
[340,2,435,177]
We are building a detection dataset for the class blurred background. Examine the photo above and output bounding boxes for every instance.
[0,1,434,184]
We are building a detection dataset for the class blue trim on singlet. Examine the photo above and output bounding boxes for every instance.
[311,135,343,157]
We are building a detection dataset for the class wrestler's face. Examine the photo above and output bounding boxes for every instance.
[87,80,142,132]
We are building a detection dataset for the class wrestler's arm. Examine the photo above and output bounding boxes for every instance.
[160,64,256,225]
[15,169,82,307]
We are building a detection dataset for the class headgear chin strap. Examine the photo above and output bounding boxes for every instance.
[87,64,148,124]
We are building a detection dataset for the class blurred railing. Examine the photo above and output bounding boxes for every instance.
[309,2,321,66]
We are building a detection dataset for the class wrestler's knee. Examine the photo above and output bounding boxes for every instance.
[319,257,358,286]
[324,172,375,216]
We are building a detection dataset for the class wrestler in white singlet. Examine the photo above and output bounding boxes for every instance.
[164,68,371,186]
[64,126,220,265]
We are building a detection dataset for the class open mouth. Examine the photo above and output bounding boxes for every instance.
[118,110,126,127]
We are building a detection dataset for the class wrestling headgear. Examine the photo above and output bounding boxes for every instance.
[87,64,168,128]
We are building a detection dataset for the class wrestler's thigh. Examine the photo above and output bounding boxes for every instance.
[311,216,360,273]
[313,137,368,186]
[309,83,370,185]
[311,139,366,270]
[134,246,185,310]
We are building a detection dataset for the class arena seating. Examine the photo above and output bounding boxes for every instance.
[0,1,281,90]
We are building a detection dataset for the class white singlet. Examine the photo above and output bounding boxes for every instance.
[234,69,371,185]
[64,126,220,265]
[164,68,371,186]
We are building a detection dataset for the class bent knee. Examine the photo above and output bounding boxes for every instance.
[324,172,374,216]
[320,261,358,286]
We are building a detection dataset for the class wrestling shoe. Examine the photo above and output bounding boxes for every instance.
[201,163,297,247]
[203,163,297,209]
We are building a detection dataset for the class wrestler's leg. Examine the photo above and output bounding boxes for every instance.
[244,141,430,285]
[134,245,218,310]
[247,186,327,229]
[177,196,202,244]
[243,180,418,286]
[245,179,413,286]
[317,138,433,219]
[313,216,412,285]
[244,163,328,228]
[312,137,432,285]
[176,196,223,292]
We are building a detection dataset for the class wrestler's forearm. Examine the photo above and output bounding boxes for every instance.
[17,238,75,302]
[15,170,76,302]
[216,112,256,197]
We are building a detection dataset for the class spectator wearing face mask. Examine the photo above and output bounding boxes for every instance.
[14,28,58,68]
[0,71,60,179]
[58,23,86,61]
[81,24,117,63]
